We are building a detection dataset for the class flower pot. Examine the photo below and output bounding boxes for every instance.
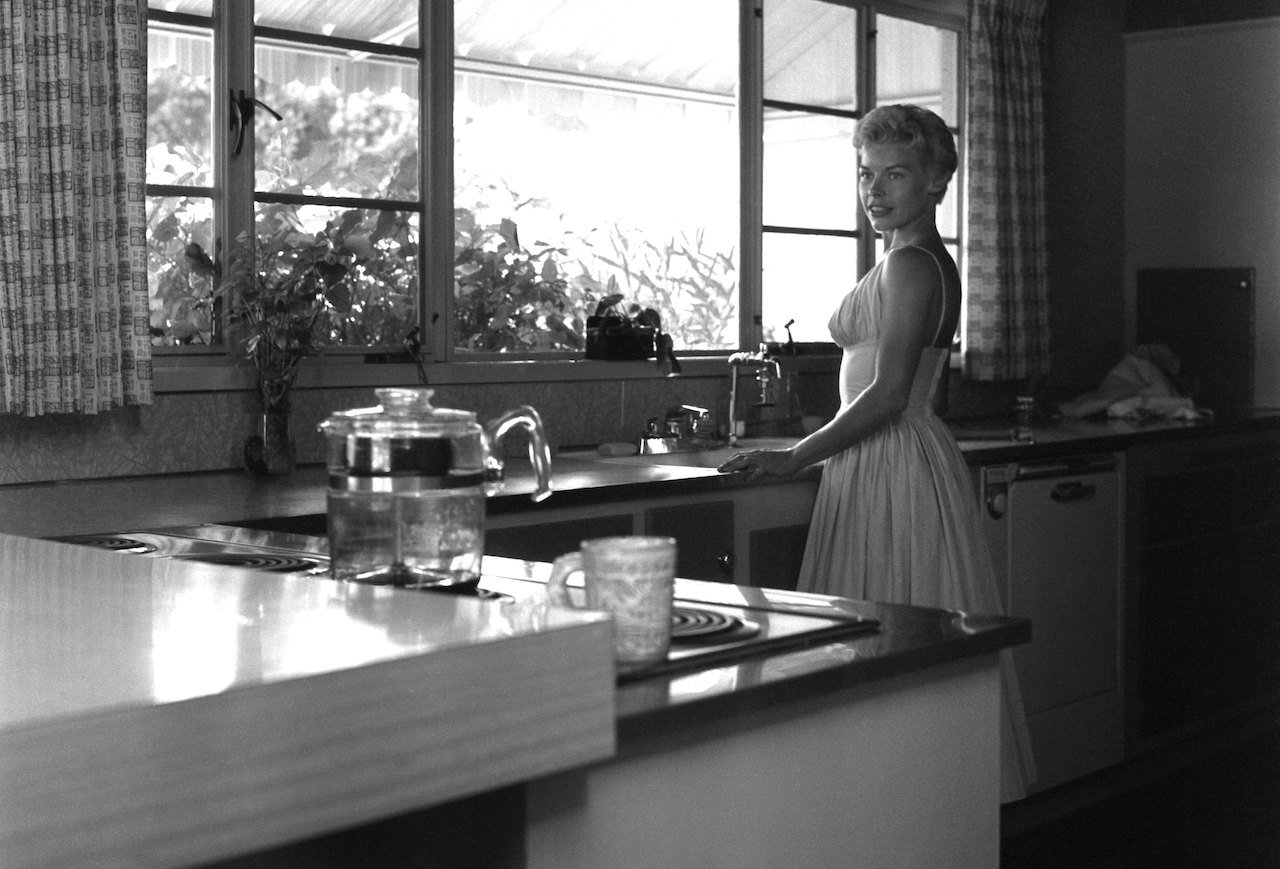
[244,407,296,476]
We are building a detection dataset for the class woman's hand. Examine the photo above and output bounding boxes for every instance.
[717,447,800,481]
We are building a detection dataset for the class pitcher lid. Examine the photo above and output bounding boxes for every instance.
[319,388,480,438]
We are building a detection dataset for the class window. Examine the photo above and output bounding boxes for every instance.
[145,0,962,366]
[452,0,739,356]
[147,1,420,353]
[759,1,964,344]
[147,2,216,347]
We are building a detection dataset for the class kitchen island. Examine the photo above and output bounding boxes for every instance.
[0,533,616,869]
[0,528,1028,869]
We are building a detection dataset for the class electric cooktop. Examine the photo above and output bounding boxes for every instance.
[47,523,880,684]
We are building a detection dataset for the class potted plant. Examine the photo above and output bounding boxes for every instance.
[214,224,352,474]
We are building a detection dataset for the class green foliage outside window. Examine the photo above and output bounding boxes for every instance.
[147,60,736,355]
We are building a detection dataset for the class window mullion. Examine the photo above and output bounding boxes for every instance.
[219,0,254,267]
[857,4,877,275]
[740,0,764,352]
[424,0,452,362]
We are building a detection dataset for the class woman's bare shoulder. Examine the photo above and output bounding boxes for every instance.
[879,246,942,294]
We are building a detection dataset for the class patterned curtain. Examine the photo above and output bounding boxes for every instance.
[0,1,151,416]
[964,0,1050,382]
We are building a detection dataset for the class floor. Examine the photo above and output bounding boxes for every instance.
[1001,720,1280,868]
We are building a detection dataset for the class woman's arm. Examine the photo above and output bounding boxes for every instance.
[720,248,940,479]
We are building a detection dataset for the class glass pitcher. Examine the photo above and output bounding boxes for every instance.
[319,388,552,591]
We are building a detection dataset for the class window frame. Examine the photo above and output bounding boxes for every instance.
[146,0,965,392]
[751,0,966,352]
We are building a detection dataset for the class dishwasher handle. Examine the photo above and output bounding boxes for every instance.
[1050,480,1097,502]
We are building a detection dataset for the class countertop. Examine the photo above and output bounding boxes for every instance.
[478,553,1030,736]
[947,406,1280,461]
[0,533,616,869]
[2,410,1278,539]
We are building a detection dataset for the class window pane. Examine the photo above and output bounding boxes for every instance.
[761,232,855,344]
[254,41,420,200]
[456,0,734,93]
[453,0,739,353]
[763,0,858,109]
[148,195,217,346]
[938,196,958,239]
[763,109,858,230]
[254,203,420,348]
[254,0,419,49]
[148,22,213,188]
[875,15,959,126]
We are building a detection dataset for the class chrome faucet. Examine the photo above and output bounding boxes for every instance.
[727,345,781,446]
[639,404,715,454]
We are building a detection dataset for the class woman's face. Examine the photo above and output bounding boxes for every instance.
[857,141,940,237]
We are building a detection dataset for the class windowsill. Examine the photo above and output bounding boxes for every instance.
[152,352,844,394]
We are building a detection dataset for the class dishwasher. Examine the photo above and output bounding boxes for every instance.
[978,452,1124,794]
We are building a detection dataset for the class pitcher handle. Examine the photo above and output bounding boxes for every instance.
[546,551,583,608]
[486,405,553,502]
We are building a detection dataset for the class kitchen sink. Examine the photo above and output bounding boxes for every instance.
[580,437,804,469]
[568,430,1032,468]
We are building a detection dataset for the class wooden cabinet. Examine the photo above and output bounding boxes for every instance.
[645,500,735,581]
[485,478,819,588]
[1125,429,1280,752]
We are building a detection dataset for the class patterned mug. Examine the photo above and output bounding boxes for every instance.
[547,536,677,667]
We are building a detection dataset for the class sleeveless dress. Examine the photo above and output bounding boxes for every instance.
[796,246,1037,801]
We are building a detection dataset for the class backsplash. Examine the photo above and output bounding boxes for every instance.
[0,364,1013,487]
[0,372,764,486]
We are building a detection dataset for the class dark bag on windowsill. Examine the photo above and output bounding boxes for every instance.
[585,315,656,360]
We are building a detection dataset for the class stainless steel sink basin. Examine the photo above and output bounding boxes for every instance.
[566,430,1028,469]
[576,437,804,469]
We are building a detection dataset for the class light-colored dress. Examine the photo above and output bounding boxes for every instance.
[797,246,1037,801]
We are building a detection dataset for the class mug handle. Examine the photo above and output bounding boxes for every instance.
[546,551,584,608]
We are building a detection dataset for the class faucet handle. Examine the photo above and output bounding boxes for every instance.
[663,404,711,438]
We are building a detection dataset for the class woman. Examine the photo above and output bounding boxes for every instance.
[719,104,1035,800]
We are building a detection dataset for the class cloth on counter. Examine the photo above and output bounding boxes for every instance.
[796,245,1037,802]
[1104,394,1207,421]
[1059,344,1210,420]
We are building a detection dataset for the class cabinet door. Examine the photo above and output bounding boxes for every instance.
[1127,431,1280,749]
[735,479,819,589]
[645,500,735,582]
[747,524,809,591]
[486,513,634,564]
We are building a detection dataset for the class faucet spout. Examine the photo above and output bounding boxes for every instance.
[727,345,781,445]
